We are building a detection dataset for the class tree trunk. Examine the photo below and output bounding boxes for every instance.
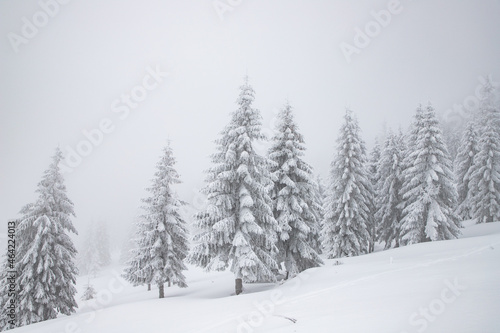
[168,279,171,287]
[159,283,164,299]
[147,283,151,291]
[235,278,243,295]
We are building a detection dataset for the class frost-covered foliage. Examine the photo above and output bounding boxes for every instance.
[399,104,461,244]
[468,79,500,223]
[376,131,406,248]
[124,142,189,298]
[268,102,323,277]
[15,148,79,327]
[189,77,279,284]
[321,110,372,258]
[455,123,479,220]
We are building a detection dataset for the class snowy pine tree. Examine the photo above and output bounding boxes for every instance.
[455,123,479,220]
[123,142,189,298]
[313,174,327,240]
[468,80,500,223]
[399,104,461,244]
[189,77,279,294]
[123,216,154,290]
[96,221,111,267]
[79,223,102,277]
[81,283,97,301]
[16,148,79,326]
[321,110,372,258]
[376,131,405,248]
[268,102,323,278]
[367,141,381,253]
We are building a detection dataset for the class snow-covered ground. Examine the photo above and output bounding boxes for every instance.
[12,220,500,333]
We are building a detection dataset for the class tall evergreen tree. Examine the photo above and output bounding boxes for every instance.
[79,223,102,277]
[367,141,381,252]
[16,148,79,326]
[376,131,405,248]
[455,123,479,220]
[96,221,111,267]
[123,142,189,298]
[399,104,461,244]
[468,79,500,223]
[321,110,372,258]
[189,77,279,295]
[268,102,323,278]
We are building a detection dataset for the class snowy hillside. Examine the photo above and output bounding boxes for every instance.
[10,220,500,333]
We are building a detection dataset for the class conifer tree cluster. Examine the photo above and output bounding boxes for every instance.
[189,78,323,293]
[2,75,498,327]
[461,78,500,223]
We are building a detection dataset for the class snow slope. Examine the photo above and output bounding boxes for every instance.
[11,221,500,333]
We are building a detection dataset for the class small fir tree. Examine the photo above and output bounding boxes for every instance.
[123,142,189,298]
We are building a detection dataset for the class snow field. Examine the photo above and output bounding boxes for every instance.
[10,221,500,333]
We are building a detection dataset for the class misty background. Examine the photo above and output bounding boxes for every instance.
[1,0,499,249]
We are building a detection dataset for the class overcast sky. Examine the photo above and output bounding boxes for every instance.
[1,0,499,246]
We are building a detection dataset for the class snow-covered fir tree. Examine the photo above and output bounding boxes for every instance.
[442,119,465,164]
[399,104,461,244]
[321,110,373,258]
[367,140,381,253]
[267,102,323,278]
[122,216,154,289]
[189,77,279,295]
[15,148,79,326]
[79,223,102,277]
[123,142,189,298]
[81,283,97,301]
[455,123,479,220]
[96,221,111,266]
[468,80,500,223]
[313,174,327,240]
[376,131,406,248]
